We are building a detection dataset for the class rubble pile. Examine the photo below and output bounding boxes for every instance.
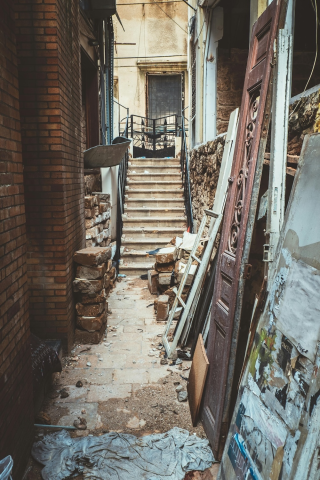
[73,247,116,344]
[149,233,205,322]
[189,136,225,230]
[288,89,319,155]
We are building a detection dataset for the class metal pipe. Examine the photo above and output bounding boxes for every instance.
[34,424,77,430]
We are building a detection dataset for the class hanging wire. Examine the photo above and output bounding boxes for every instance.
[289,0,318,118]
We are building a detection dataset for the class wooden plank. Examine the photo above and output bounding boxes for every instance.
[187,334,209,427]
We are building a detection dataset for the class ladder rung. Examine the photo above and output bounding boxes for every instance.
[177,297,186,308]
[191,254,201,263]
[204,209,219,218]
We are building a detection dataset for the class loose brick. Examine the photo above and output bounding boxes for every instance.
[73,278,104,295]
[156,295,169,321]
[85,196,94,208]
[148,269,158,294]
[76,311,106,332]
[75,301,105,316]
[74,247,111,267]
[80,289,106,304]
[76,263,106,280]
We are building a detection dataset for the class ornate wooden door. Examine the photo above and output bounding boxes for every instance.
[201,0,283,460]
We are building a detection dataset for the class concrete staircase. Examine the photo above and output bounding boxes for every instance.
[119,157,186,276]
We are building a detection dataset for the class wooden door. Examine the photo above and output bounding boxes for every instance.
[201,0,282,460]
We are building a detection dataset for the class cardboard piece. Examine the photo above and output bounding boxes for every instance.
[187,334,209,426]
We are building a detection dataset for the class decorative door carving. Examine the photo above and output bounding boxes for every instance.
[201,0,283,460]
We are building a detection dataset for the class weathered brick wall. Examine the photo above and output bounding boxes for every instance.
[217,48,248,134]
[0,1,34,476]
[15,0,85,350]
[189,136,225,230]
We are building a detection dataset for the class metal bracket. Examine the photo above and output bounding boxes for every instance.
[243,264,252,279]
[263,244,273,262]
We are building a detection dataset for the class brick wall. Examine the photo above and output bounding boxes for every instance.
[216,48,248,134]
[15,0,85,350]
[0,0,34,476]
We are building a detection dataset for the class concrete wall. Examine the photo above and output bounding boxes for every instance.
[114,0,188,124]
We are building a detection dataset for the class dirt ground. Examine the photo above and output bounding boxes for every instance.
[23,276,219,480]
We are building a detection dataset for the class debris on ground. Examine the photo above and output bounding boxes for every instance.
[32,427,215,480]
[73,416,87,430]
[178,391,188,402]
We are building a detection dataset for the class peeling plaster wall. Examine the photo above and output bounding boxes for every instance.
[218,134,320,480]
[114,0,188,122]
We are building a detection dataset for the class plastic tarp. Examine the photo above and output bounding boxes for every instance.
[0,456,13,480]
[32,427,215,480]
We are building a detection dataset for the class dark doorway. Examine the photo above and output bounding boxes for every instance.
[147,74,182,120]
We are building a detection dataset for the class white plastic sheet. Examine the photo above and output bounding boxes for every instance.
[32,427,214,480]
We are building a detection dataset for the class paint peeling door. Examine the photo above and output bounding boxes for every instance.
[201,0,282,460]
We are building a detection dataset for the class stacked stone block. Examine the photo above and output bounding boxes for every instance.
[85,193,111,248]
[73,247,116,344]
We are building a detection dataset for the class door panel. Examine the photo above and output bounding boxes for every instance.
[201,0,283,459]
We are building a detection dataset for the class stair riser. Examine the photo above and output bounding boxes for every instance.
[126,190,184,199]
[122,240,171,249]
[127,182,183,190]
[122,254,157,265]
[123,218,186,227]
[128,166,181,174]
[124,209,185,218]
[123,229,185,239]
[128,174,181,182]
[131,159,180,166]
[126,199,185,208]
[119,266,151,276]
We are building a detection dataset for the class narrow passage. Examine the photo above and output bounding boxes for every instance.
[26,276,219,479]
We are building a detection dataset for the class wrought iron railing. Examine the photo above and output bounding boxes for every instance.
[130,114,180,158]
[115,110,129,269]
[114,99,129,137]
[180,108,193,232]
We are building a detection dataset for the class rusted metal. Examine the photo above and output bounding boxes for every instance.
[243,264,252,279]
[201,0,284,460]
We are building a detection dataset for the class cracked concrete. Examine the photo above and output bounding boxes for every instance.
[26,276,218,480]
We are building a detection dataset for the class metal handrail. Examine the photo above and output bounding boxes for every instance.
[115,107,130,270]
[130,114,180,154]
[180,106,193,232]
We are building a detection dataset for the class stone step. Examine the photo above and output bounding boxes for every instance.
[128,165,181,174]
[123,226,185,238]
[131,158,180,167]
[119,262,154,276]
[122,216,186,228]
[124,207,185,218]
[128,172,181,182]
[122,237,173,250]
[121,250,157,265]
[125,189,184,199]
[126,180,183,190]
[125,197,185,208]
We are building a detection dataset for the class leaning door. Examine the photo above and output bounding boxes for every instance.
[201,0,283,460]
